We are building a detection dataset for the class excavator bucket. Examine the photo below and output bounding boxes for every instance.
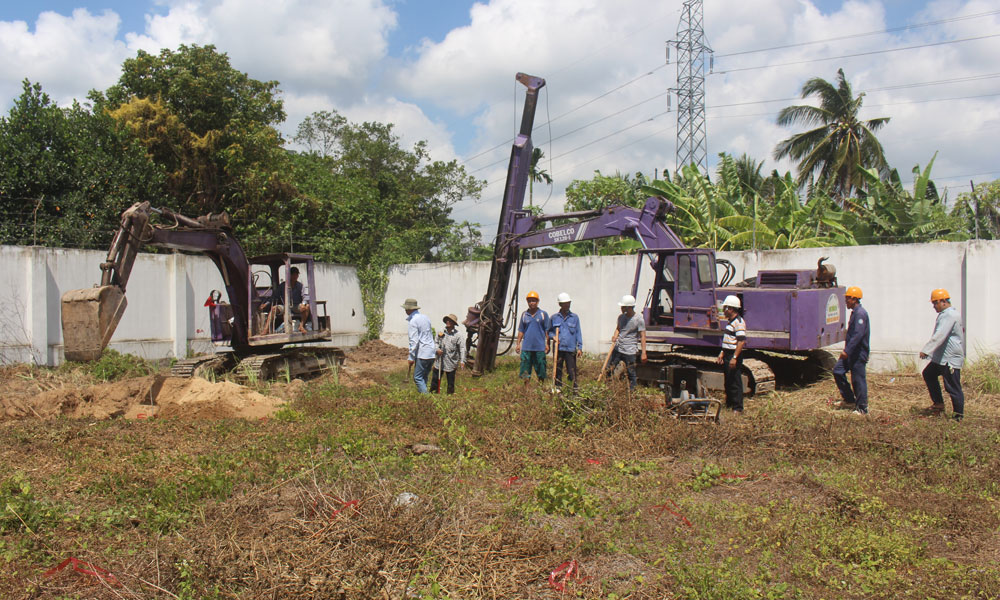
[61,286,127,361]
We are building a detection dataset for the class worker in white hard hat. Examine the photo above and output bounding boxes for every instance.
[716,295,746,413]
[549,292,583,393]
[605,294,647,390]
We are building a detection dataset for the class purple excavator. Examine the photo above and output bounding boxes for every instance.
[465,73,846,397]
[60,201,344,380]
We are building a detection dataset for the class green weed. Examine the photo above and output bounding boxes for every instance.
[535,470,598,517]
[78,348,154,381]
[689,463,723,491]
[0,473,63,534]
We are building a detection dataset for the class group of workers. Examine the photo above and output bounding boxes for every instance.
[833,286,966,420]
[402,286,969,421]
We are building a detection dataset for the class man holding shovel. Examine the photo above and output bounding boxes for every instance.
[549,293,583,394]
[604,294,647,391]
[432,314,465,394]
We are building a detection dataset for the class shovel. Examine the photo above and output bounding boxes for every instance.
[550,327,560,392]
[597,326,617,382]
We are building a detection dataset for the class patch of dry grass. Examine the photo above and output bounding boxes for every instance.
[1,357,999,599]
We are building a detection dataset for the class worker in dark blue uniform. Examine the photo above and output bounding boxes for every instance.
[833,286,870,415]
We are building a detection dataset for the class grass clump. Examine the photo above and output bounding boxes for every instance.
[72,348,154,381]
[964,352,1000,394]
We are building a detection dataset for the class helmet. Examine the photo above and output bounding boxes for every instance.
[930,288,950,302]
[557,292,572,303]
[618,294,636,307]
[846,286,863,299]
[722,295,741,309]
[526,291,540,300]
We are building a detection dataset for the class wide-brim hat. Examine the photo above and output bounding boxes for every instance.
[401,298,420,310]
[443,314,458,325]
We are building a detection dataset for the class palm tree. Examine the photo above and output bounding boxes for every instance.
[774,68,889,200]
[528,147,552,207]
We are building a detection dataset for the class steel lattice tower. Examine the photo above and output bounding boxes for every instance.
[671,0,712,172]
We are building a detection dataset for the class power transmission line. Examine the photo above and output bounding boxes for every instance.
[714,9,1000,58]
[713,33,1000,75]
[457,9,998,167]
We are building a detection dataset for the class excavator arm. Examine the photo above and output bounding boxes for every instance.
[61,201,253,361]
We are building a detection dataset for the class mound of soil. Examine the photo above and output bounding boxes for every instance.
[339,339,409,387]
[0,375,283,421]
[346,339,409,364]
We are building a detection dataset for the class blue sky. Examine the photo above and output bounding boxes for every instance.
[2,0,999,230]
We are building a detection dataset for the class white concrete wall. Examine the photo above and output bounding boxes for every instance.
[0,245,367,366]
[382,241,1000,371]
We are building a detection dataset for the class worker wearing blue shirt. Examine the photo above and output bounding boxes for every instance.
[833,286,870,415]
[549,292,583,393]
[403,298,436,393]
[919,288,965,420]
[516,290,550,385]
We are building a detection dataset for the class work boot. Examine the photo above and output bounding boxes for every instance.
[832,400,856,410]
[920,404,946,416]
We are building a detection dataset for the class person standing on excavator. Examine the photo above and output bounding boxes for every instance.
[919,288,965,421]
[717,295,746,413]
[516,291,550,385]
[549,292,583,394]
[833,286,870,415]
[605,295,647,391]
[403,298,436,393]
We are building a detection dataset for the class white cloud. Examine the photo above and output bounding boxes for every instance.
[399,0,1000,229]
[2,0,998,228]
[0,9,129,108]
[126,0,396,101]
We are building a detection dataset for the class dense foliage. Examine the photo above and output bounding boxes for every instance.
[0,46,484,338]
[0,55,994,333]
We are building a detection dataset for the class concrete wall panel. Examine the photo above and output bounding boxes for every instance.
[381,241,1000,371]
[0,245,367,365]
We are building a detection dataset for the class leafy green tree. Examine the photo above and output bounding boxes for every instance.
[97,44,292,219]
[564,170,648,212]
[0,80,165,248]
[721,173,856,249]
[528,147,552,207]
[843,155,965,244]
[643,165,739,249]
[952,179,1000,240]
[285,113,484,337]
[293,110,347,159]
[774,68,889,199]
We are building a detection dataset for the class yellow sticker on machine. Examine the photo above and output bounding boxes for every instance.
[825,293,840,324]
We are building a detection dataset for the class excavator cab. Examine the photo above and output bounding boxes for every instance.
[244,254,331,345]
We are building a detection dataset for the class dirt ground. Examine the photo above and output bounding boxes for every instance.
[0,340,410,422]
[338,339,410,387]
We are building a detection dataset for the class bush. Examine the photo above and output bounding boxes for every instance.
[964,353,1000,394]
[87,349,154,381]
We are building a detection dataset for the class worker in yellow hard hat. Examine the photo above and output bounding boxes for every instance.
[515,291,551,385]
[832,286,870,415]
[918,288,965,420]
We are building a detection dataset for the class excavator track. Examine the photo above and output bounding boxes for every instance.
[640,351,776,396]
[233,348,346,382]
[170,354,235,379]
